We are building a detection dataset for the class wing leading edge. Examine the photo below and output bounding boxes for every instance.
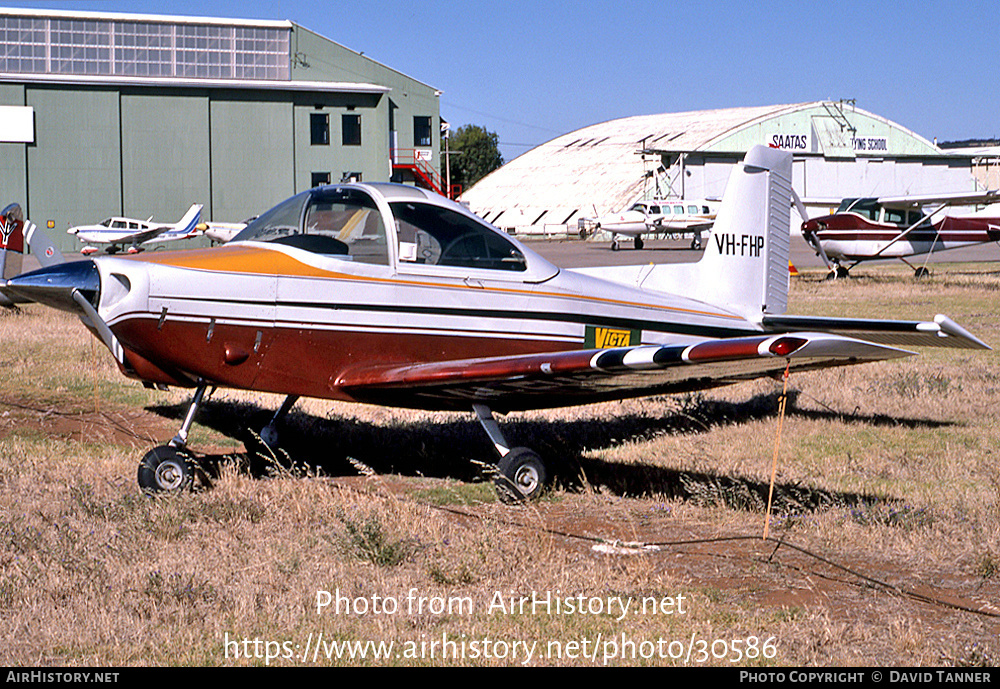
[335,332,912,412]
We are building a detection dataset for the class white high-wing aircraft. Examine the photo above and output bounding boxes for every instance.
[587,200,716,251]
[68,204,203,254]
[2,147,989,501]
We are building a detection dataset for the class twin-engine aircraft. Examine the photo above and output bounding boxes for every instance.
[2,147,990,501]
[800,191,1000,278]
[68,203,203,255]
[584,200,716,251]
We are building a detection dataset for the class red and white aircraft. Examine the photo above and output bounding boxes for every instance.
[2,147,989,500]
[800,191,1000,278]
[586,200,716,251]
[1,202,64,308]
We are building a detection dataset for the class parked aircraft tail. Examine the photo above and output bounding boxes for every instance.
[171,204,203,236]
[1,202,66,307]
[149,204,203,242]
[572,145,793,320]
[1,202,25,281]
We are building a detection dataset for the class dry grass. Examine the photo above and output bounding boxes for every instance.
[1,261,999,666]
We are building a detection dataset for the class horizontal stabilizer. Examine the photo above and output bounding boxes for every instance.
[762,314,991,350]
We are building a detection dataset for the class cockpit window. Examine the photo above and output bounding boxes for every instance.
[233,188,388,265]
[391,201,527,272]
[840,198,880,221]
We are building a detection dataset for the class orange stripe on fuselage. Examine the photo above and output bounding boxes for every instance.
[122,245,344,279]
[122,245,741,321]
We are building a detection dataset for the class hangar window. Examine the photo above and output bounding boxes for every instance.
[391,202,527,272]
[414,116,432,147]
[310,113,330,145]
[342,114,362,146]
[311,172,331,187]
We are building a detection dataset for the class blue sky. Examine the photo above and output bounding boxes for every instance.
[11,0,999,161]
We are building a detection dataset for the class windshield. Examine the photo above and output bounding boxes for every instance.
[232,188,388,265]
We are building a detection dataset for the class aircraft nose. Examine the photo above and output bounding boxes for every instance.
[3,259,100,313]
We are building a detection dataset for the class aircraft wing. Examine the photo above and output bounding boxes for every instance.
[876,190,999,210]
[761,314,991,350]
[94,225,173,246]
[335,332,913,412]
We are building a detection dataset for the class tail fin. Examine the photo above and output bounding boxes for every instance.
[2,202,66,307]
[1,203,26,280]
[171,204,203,236]
[689,145,791,317]
[574,145,793,320]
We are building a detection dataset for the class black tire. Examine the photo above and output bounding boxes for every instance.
[914,267,931,278]
[137,445,193,494]
[691,238,702,250]
[495,447,548,503]
[634,237,644,250]
[826,265,850,280]
[611,240,620,251]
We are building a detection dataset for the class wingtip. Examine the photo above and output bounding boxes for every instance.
[933,314,992,351]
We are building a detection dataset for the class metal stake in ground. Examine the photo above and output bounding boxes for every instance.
[764,361,791,540]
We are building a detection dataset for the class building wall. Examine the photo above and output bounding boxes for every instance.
[0,83,27,208]
[0,13,440,252]
[291,91,386,192]
[121,91,211,220]
[26,87,122,230]
[290,25,441,162]
[209,94,296,223]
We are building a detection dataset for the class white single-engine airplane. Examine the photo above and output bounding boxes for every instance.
[2,147,990,500]
[800,191,1000,278]
[68,203,203,255]
[585,200,716,251]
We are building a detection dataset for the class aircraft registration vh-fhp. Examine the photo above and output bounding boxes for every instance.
[1,146,990,501]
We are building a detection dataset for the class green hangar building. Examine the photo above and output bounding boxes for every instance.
[0,7,442,251]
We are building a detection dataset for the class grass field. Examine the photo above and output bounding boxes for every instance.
[1,262,999,667]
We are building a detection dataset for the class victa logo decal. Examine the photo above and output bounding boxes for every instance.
[714,233,764,257]
[585,325,641,349]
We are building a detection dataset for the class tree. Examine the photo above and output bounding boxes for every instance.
[444,124,504,193]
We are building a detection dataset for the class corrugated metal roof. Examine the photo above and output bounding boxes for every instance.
[461,104,803,224]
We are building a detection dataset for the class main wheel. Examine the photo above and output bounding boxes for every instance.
[495,447,548,503]
[914,266,931,278]
[137,445,193,494]
[691,237,702,250]
[634,237,644,250]
[611,239,620,251]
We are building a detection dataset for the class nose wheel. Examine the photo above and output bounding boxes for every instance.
[136,380,207,495]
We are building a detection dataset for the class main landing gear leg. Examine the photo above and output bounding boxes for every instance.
[473,404,548,503]
[260,394,299,450]
[137,380,209,495]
